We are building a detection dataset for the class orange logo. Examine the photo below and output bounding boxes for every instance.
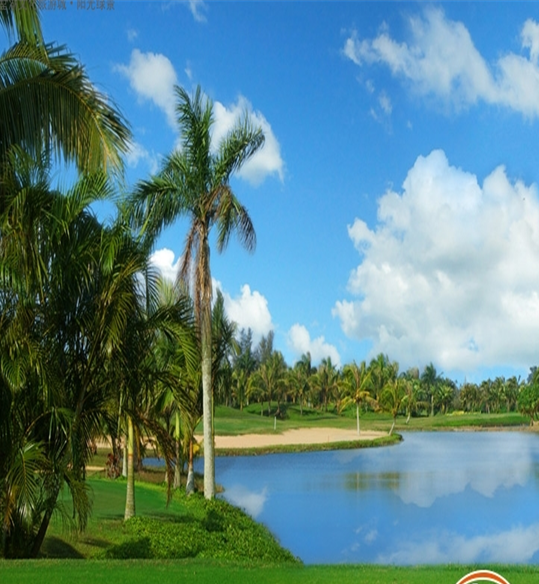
[456,570,510,584]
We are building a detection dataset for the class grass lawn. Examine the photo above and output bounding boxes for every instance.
[205,404,531,438]
[2,560,539,584]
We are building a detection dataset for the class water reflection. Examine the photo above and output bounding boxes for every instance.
[379,523,539,564]
[337,432,534,507]
[205,432,539,564]
[221,484,268,518]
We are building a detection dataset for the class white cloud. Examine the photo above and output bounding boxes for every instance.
[218,283,273,344]
[333,149,539,374]
[150,248,181,282]
[378,91,392,115]
[115,49,178,128]
[126,28,138,42]
[287,323,341,367]
[185,0,208,23]
[213,97,284,186]
[125,141,159,174]
[115,51,283,185]
[344,8,539,118]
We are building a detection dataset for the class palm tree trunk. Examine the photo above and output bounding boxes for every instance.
[122,441,128,477]
[30,481,62,558]
[186,438,195,496]
[124,416,136,520]
[173,410,181,489]
[201,297,215,500]
[356,404,360,436]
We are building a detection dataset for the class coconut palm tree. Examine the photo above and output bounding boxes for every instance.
[312,357,340,412]
[340,361,373,436]
[380,376,407,435]
[130,85,264,499]
[252,350,287,418]
[0,2,130,178]
[288,353,313,416]
[421,363,442,417]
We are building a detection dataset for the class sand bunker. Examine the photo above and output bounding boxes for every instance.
[211,428,386,449]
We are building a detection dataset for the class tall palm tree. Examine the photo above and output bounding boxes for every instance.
[341,361,373,435]
[312,357,340,412]
[380,376,407,435]
[131,85,264,499]
[421,362,442,417]
[252,350,287,417]
[288,353,312,416]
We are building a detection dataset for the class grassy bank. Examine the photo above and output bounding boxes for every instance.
[216,432,402,456]
[41,478,297,564]
[2,560,539,584]
[208,404,531,437]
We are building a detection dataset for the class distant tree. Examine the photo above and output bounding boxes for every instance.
[518,382,539,426]
[380,376,407,435]
[256,331,275,366]
[421,363,442,416]
[369,354,397,401]
[312,357,340,412]
[340,361,373,435]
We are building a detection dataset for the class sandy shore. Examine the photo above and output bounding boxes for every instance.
[208,428,386,450]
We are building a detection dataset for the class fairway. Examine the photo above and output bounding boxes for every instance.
[2,560,539,584]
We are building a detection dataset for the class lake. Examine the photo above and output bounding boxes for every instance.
[199,431,539,564]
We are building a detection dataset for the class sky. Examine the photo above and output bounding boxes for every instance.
[31,1,539,383]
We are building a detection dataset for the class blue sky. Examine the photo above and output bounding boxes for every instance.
[35,1,539,383]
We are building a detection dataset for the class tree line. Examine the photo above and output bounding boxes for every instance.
[221,329,539,428]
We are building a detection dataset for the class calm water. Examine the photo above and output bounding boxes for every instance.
[196,432,539,564]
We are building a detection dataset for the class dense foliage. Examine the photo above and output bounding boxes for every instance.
[104,496,298,563]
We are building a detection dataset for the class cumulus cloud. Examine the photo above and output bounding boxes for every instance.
[333,149,539,374]
[115,49,178,128]
[150,252,273,343]
[115,51,283,185]
[212,97,284,185]
[218,283,273,344]
[287,323,341,367]
[343,8,539,117]
[150,248,181,282]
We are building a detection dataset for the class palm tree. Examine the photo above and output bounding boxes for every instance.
[340,361,373,435]
[421,363,442,417]
[380,376,407,435]
[0,157,132,557]
[312,357,340,412]
[0,2,130,177]
[288,353,312,416]
[252,350,287,417]
[369,353,396,401]
[130,85,264,499]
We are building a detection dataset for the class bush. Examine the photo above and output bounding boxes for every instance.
[103,496,298,563]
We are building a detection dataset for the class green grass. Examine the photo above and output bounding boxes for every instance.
[206,405,532,438]
[42,478,296,564]
[2,560,539,584]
